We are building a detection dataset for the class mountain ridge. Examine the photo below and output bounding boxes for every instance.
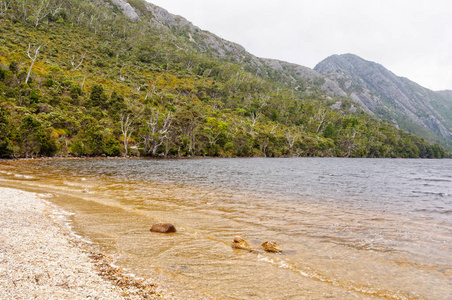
[314,54,452,146]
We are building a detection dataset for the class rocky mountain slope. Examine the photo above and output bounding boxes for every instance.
[314,54,452,145]
[133,1,347,96]
[438,90,452,102]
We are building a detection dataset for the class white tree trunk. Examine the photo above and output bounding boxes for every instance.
[25,44,43,84]
[120,113,135,157]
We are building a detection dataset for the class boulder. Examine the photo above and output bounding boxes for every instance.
[231,236,252,251]
[261,241,282,253]
[150,223,176,233]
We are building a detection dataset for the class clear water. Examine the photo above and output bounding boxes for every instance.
[1,158,451,299]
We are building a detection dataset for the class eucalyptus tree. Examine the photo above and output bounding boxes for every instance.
[142,109,172,156]
[120,112,135,157]
[25,43,44,84]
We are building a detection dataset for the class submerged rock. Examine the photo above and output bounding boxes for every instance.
[261,241,282,253]
[231,236,252,251]
[150,223,176,233]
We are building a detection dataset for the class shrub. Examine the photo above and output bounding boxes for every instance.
[89,84,108,107]
[0,69,6,81]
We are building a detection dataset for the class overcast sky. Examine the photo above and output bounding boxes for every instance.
[148,0,452,91]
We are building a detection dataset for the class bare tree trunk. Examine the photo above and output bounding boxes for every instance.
[120,113,135,157]
[164,133,172,157]
[81,76,86,91]
[0,0,11,16]
[119,64,127,81]
[76,12,84,25]
[250,112,260,127]
[315,108,326,134]
[71,52,85,70]
[150,72,165,96]
[49,1,62,17]
[19,0,29,21]
[25,44,43,84]
[143,110,172,156]
[285,132,296,149]
[32,0,49,27]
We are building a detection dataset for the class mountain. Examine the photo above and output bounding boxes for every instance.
[314,54,452,146]
[0,0,449,158]
[138,1,348,97]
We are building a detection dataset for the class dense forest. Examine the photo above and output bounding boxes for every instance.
[0,0,449,158]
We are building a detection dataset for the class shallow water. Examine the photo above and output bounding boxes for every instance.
[1,158,451,299]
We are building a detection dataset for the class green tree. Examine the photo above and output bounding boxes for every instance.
[108,91,126,114]
[202,117,228,155]
[0,108,13,158]
[19,116,43,158]
[173,108,202,155]
[323,123,337,139]
[19,115,57,157]
[89,84,108,107]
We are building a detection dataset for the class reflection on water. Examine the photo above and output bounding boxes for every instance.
[1,158,451,299]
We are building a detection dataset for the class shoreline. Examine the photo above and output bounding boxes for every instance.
[1,156,446,166]
[0,187,167,299]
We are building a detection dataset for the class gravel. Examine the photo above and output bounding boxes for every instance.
[0,187,164,299]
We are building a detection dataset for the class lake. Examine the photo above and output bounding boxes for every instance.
[1,158,451,299]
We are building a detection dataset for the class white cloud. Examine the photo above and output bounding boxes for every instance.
[148,0,452,90]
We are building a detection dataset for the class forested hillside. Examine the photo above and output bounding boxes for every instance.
[0,0,449,158]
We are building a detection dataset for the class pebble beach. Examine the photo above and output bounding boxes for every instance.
[0,187,166,300]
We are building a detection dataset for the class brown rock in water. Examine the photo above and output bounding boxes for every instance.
[150,223,176,233]
[261,241,282,253]
[231,236,252,251]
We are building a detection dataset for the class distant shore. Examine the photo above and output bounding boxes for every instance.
[0,187,166,299]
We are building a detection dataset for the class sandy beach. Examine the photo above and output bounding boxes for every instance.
[0,187,165,299]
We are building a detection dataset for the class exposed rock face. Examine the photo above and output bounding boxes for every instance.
[231,236,252,251]
[150,223,176,233]
[144,2,177,26]
[314,54,452,142]
[261,241,282,253]
[144,3,247,59]
[110,0,139,21]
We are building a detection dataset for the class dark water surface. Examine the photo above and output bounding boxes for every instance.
[1,158,451,299]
